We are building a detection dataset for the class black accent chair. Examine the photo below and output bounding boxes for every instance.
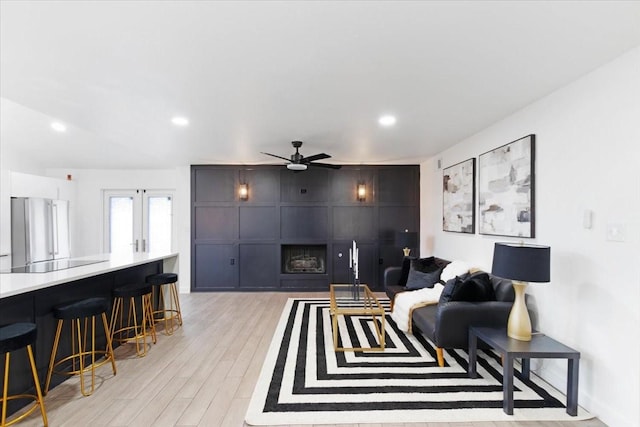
[384,262,515,367]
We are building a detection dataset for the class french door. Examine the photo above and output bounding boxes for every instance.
[103,189,174,254]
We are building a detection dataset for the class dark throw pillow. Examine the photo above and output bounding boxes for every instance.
[439,271,495,303]
[405,266,444,290]
[397,256,415,287]
[439,275,464,303]
[411,256,437,273]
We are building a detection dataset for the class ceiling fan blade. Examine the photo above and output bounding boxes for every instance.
[302,153,331,163]
[308,162,342,169]
[261,152,291,162]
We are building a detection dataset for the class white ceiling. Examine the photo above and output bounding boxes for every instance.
[2,1,640,170]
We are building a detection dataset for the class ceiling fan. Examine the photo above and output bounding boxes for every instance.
[261,141,341,170]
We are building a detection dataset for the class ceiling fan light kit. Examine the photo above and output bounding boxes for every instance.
[287,163,307,171]
[262,141,341,170]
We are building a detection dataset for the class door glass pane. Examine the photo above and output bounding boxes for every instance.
[147,196,172,253]
[110,197,134,253]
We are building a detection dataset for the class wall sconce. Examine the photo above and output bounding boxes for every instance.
[239,183,249,201]
[357,183,366,201]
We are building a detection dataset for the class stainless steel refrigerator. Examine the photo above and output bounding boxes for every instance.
[11,197,70,267]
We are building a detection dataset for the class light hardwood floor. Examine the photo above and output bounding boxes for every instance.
[14,292,607,427]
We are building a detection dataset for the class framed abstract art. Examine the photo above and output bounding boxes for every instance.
[478,134,535,237]
[443,158,476,233]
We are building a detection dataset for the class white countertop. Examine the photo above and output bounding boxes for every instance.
[0,252,179,299]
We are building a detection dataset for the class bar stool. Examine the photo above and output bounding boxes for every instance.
[0,323,47,427]
[44,297,116,397]
[146,273,183,335]
[110,283,156,357]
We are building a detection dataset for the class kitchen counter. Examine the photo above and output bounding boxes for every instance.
[0,251,179,415]
[0,252,178,299]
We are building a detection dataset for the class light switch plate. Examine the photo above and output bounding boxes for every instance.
[583,210,593,229]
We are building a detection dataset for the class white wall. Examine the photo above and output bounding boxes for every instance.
[46,168,191,293]
[174,165,191,294]
[421,47,640,426]
[0,171,77,268]
[10,171,76,201]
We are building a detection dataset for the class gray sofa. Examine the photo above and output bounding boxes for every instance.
[384,258,515,367]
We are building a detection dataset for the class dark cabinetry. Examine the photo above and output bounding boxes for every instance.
[378,167,418,204]
[379,206,418,240]
[194,207,238,240]
[194,244,238,289]
[240,207,278,240]
[239,244,278,288]
[194,168,236,202]
[280,168,329,202]
[281,206,328,239]
[331,168,375,204]
[331,242,377,286]
[0,261,162,416]
[191,165,419,291]
[242,168,279,203]
[332,206,375,240]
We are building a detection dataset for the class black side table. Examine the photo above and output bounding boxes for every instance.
[468,326,580,416]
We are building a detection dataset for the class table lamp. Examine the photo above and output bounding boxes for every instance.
[491,242,550,341]
[395,230,418,257]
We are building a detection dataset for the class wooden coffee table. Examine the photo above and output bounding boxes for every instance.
[329,284,385,352]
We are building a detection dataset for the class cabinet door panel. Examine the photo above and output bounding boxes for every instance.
[378,244,407,289]
[194,244,238,289]
[332,207,375,240]
[331,243,352,284]
[240,207,278,239]
[330,169,375,203]
[357,243,378,290]
[239,244,278,288]
[194,207,238,240]
[194,168,236,202]
[243,168,280,203]
[280,168,329,202]
[378,167,418,204]
[331,242,377,289]
[280,206,328,239]
[378,206,418,241]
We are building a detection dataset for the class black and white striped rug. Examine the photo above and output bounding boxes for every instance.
[245,298,592,425]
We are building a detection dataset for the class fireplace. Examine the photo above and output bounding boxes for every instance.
[282,245,326,274]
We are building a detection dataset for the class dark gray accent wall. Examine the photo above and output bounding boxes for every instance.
[191,165,420,292]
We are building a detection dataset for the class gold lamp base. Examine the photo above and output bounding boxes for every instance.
[402,247,411,256]
[507,281,532,341]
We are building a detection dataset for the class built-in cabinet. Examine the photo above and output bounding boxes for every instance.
[191,165,419,292]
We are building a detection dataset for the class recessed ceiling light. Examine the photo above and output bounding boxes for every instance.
[378,115,397,127]
[171,116,189,126]
[51,122,67,132]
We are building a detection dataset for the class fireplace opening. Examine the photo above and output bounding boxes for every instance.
[282,245,326,274]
